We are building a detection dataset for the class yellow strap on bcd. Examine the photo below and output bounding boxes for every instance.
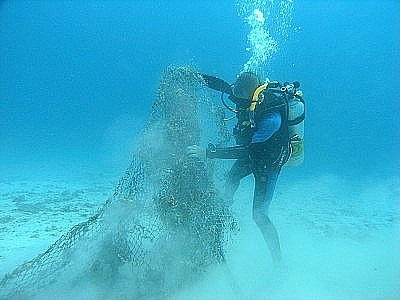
[250,83,268,111]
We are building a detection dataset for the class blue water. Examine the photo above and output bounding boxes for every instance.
[1,0,399,178]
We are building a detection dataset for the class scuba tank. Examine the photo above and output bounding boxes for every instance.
[286,93,305,167]
[251,80,305,167]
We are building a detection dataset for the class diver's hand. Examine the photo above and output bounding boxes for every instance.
[186,145,206,162]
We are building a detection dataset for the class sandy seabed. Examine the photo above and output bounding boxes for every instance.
[0,162,399,300]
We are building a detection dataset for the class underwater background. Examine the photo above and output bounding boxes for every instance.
[1,0,399,177]
[1,0,399,299]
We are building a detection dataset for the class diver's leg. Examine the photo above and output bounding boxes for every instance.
[224,159,252,205]
[252,169,282,263]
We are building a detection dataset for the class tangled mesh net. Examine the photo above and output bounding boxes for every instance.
[0,66,236,299]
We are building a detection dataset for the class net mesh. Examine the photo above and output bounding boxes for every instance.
[0,66,236,299]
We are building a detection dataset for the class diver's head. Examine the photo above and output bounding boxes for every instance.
[233,72,261,100]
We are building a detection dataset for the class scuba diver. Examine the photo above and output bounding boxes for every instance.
[188,71,305,264]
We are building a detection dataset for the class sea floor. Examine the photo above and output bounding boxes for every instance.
[0,162,399,299]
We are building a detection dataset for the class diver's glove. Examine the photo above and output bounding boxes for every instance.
[186,145,207,162]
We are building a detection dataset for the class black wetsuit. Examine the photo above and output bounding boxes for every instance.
[224,90,290,215]
[202,73,291,261]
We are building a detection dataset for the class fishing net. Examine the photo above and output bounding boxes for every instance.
[0,66,236,299]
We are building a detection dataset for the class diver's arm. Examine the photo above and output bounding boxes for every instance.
[187,144,249,161]
[199,73,233,95]
[206,143,249,160]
